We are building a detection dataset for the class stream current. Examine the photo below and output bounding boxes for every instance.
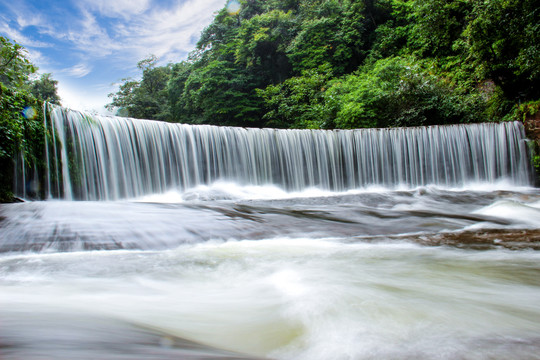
[1,183,540,360]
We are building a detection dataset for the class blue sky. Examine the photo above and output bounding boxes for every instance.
[0,0,227,114]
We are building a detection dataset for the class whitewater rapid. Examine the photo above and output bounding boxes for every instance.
[1,185,540,359]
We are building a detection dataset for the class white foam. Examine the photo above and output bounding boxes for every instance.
[133,181,391,203]
[474,199,540,227]
[134,190,187,203]
[2,242,540,359]
[132,180,537,203]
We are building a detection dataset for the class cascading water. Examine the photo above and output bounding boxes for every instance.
[2,105,540,360]
[44,104,533,200]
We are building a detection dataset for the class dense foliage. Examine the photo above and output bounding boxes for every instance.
[108,0,538,129]
[0,36,60,201]
[107,55,171,120]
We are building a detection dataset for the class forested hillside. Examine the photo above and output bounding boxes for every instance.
[108,0,539,129]
[0,36,61,201]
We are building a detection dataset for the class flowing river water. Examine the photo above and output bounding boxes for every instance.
[1,107,540,359]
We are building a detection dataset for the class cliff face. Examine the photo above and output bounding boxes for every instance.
[523,114,540,146]
[521,105,540,185]
[519,101,540,143]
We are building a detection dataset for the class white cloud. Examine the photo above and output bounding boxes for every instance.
[64,10,122,57]
[4,0,226,64]
[81,0,151,18]
[114,0,226,62]
[62,63,93,78]
[25,48,48,67]
[0,22,51,48]
[1,0,228,113]
[15,12,44,28]
[0,3,56,46]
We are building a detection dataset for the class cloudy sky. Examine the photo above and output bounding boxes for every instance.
[0,0,227,113]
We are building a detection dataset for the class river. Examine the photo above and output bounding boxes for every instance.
[1,108,539,359]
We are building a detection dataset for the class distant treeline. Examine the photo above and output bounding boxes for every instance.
[108,0,539,129]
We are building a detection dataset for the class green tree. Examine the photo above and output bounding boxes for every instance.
[107,55,172,120]
[464,0,539,101]
[235,9,296,84]
[106,77,139,113]
[0,36,36,88]
[287,0,372,75]
[168,61,192,121]
[30,73,61,104]
[0,37,48,201]
[178,59,263,126]
[406,0,472,58]
[329,56,485,129]
[196,7,240,59]
[168,4,274,126]
[257,64,334,128]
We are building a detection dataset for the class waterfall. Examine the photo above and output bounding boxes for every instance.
[44,105,534,200]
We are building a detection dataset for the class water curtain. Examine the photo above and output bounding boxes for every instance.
[44,105,534,200]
